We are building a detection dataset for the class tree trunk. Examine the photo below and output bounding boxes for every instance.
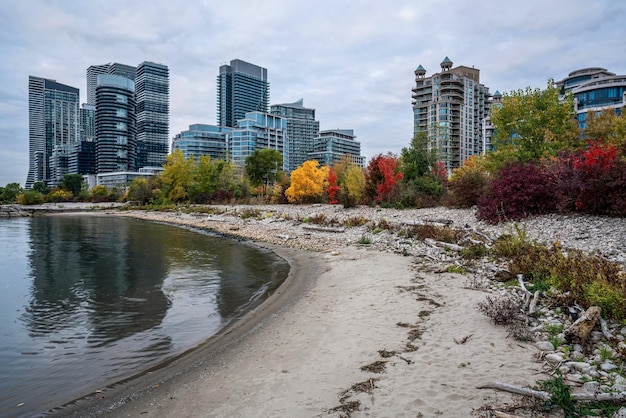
[564,306,601,346]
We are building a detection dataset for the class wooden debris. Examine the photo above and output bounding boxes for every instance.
[301,225,345,233]
[564,306,601,346]
[478,381,626,402]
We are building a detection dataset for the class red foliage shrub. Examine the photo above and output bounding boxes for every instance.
[476,162,556,224]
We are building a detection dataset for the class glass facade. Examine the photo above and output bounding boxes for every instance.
[308,129,365,167]
[217,60,269,128]
[172,124,232,161]
[135,62,169,168]
[27,76,80,188]
[270,99,320,172]
[230,112,286,169]
[95,75,137,173]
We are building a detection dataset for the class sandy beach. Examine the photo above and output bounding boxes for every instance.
[45,206,563,418]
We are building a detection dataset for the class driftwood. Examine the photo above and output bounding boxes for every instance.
[478,381,626,403]
[564,306,601,346]
[528,290,540,316]
[301,225,345,233]
[424,238,464,252]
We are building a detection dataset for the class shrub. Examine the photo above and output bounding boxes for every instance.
[447,155,489,208]
[17,191,44,205]
[476,162,556,223]
[477,295,521,325]
[45,188,73,203]
[89,184,111,203]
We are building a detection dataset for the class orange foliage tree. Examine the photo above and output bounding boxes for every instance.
[364,154,403,204]
[285,160,329,203]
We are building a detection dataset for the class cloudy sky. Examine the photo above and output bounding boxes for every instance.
[0,0,624,186]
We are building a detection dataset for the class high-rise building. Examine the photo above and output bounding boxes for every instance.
[217,59,269,128]
[308,129,365,168]
[230,111,285,168]
[172,124,232,161]
[27,76,80,188]
[556,67,626,129]
[86,62,136,106]
[270,99,319,172]
[411,57,492,171]
[135,61,169,169]
[95,75,136,173]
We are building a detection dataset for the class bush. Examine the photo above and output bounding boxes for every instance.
[17,191,44,205]
[446,155,489,208]
[476,162,556,223]
[45,188,73,203]
[89,185,111,203]
[477,295,521,325]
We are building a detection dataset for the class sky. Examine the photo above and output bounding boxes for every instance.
[0,0,624,187]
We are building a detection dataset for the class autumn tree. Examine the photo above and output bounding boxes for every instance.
[160,149,196,202]
[333,156,365,207]
[584,108,626,156]
[491,79,579,161]
[245,148,283,195]
[364,154,403,205]
[285,160,329,204]
[326,167,340,204]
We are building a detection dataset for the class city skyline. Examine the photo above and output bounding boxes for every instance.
[1,0,625,186]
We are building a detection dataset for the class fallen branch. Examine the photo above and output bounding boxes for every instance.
[528,291,540,316]
[478,381,626,402]
[302,225,345,233]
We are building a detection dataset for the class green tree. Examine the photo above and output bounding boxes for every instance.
[491,79,579,161]
[32,182,50,195]
[400,131,438,182]
[1,183,23,203]
[161,149,196,202]
[584,108,626,156]
[60,174,85,198]
[245,148,283,195]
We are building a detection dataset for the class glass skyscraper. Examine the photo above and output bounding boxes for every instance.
[27,76,80,189]
[135,61,170,168]
[86,62,136,106]
[95,75,136,173]
[217,59,269,128]
[270,99,320,172]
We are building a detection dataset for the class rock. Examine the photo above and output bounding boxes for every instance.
[601,362,618,372]
[583,381,601,394]
[545,353,564,363]
[494,270,514,282]
[565,361,591,372]
[535,341,555,352]
[612,407,626,418]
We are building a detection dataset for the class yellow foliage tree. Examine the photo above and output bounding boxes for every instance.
[584,108,626,155]
[333,156,365,206]
[160,149,196,202]
[285,160,329,203]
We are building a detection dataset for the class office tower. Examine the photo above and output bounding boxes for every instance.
[217,59,269,127]
[308,129,365,168]
[26,76,80,189]
[230,112,285,168]
[135,61,169,168]
[556,67,626,129]
[411,57,492,171]
[86,62,136,106]
[270,99,320,172]
[172,124,232,161]
[95,75,136,173]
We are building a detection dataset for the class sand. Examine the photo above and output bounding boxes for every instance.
[58,210,547,417]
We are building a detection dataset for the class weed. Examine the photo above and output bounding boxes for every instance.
[599,346,613,361]
[460,243,487,259]
[477,295,521,325]
[407,224,459,243]
[308,213,328,225]
[544,323,564,337]
[238,208,260,219]
[357,235,372,245]
[344,216,367,227]
[446,265,467,275]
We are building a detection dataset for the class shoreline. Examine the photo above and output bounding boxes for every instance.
[55,208,549,417]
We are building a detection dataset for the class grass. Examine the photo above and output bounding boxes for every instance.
[357,235,372,245]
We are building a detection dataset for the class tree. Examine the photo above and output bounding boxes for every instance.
[364,154,403,204]
[60,174,85,198]
[245,148,283,195]
[400,131,438,182]
[0,183,23,203]
[326,167,340,204]
[160,149,196,202]
[491,79,579,161]
[285,160,329,203]
[332,156,365,207]
[584,108,626,156]
[32,182,50,195]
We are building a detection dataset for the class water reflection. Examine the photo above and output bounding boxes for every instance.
[24,216,170,345]
[0,215,288,418]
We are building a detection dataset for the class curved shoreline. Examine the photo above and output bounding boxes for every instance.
[53,232,323,417]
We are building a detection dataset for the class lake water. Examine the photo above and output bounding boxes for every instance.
[0,215,289,417]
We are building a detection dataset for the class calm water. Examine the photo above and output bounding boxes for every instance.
[0,215,289,417]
